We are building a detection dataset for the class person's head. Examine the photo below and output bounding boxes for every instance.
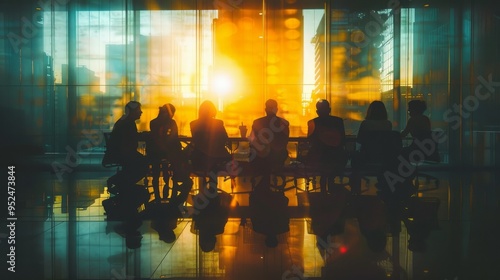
[408,100,427,116]
[265,99,278,116]
[159,103,176,119]
[123,101,142,120]
[198,100,217,119]
[365,101,388,121]
[316,99,331,117]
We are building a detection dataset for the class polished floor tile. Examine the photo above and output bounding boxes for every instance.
[2,163,499,279]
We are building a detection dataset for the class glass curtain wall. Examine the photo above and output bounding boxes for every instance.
[1,0,500,163]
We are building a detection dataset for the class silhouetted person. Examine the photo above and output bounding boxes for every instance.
[106,101,149,188]
[401,100,430,140]
[148,103,183,201]
[192,190,232,252]
[190,100,231,191]
[306,99,348,193]
[401,100,439,163]
[248,99,289,183]
[356,100,392,146]
[249,178,290,248]
[350,101,392,194]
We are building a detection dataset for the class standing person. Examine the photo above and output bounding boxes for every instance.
[190,100,231,191]
[306,99,348,194]
[107,101,148,185]
[148,103,182,201]
[248,99,290,184]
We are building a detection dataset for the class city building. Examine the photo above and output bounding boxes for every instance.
[1,1,499,279]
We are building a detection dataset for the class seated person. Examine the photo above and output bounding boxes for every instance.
[190,100,231,190]
[148,103,183,201]
[356,100,392,148]
[248,99,290,180]
[105,101,148,186]
[401,100,439,162]
[350,101,393,194]
[401,100,431,140]
[306,99,348,193]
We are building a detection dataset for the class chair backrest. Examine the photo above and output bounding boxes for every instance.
[103,132,112,147]
[102,132,120,167]
[360,130,403,166]
[411,130,441,163]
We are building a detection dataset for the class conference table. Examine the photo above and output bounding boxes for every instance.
[137,132,358,194]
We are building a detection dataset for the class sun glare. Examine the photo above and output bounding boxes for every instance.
[213,73,233,96]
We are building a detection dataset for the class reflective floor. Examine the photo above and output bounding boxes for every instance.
[2,156,499,280]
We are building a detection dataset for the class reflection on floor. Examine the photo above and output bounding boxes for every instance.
[4,165,500,280]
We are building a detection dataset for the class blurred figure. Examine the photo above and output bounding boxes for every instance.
[350,195,388,253]
[190,100,231,191]
[249,178,290,248]
[148,103,183,202]
[106,101,148,187]
[248,99,290,182]
[192,190,232,252]
[149,202,182,244]
[306,99,348,193]
[308,188,350,249]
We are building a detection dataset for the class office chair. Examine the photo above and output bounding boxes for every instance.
[405,131,441,192]
[102,132,124,195]
[352,130,403,194]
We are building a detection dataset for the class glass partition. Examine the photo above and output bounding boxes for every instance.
[2,0,500,162]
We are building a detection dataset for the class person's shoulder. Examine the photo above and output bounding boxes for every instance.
[254,116,266,122]
[166,118,177,125]
[279,116,290,126]
[356,120,367,132]
[327,115,341,119]
[252,116,266,126]
[318,115,343,126]
[384,119,393,128]
[113,118,124,126]
[329,115,344,122]
[150,117,159,126]
[189,119,198,129]
[114,118,133,129]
